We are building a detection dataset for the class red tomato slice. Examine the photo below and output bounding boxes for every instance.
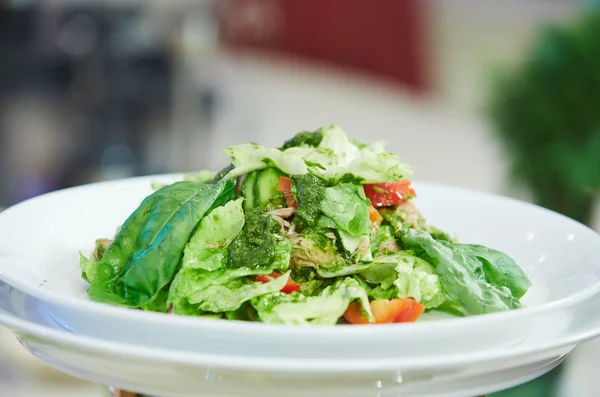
[343,298,420,325]
[255,274,274,283]
[255,272,300,294]
[277,176,297,208]
[281,278,301,294]
[363,181,416,208]
[395,300,425,323]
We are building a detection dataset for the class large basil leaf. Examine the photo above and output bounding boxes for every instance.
[83,179,235,308]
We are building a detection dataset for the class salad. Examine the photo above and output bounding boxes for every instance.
[80,125,531,325]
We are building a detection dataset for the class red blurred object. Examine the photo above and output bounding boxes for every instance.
[217,0,430,93]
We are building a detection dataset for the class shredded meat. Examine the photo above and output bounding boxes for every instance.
[267,207,297,219]
[378,240,400,253]
[270,215,291,234]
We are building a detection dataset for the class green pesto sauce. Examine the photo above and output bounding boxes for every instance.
[279,130,324,150]
[333,173,365,185]
[292,174,326,230]
[227,207,281,269]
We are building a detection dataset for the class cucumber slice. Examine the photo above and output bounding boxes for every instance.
[242,171,258,211]
[254,168,284,207]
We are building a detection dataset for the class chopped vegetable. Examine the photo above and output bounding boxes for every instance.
[256,272,301,294]
[343,298,424,324]
[364,180,416,208]
[369,205,383,224]
[278,176,297,208]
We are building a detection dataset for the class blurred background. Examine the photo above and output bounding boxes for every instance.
[1,0,600,396]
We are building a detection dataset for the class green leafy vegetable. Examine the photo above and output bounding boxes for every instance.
[401,229,522,314]
[358,252,446,308]
[223,143,308,178]
[319,183,372,261]
[291,267,332,295]
[211,164,235,183]
[335,230,372,262]
[320,184,370,236]
[361,260,398,290]
[316,262,372,278]
[251,277,373,325]
[452,244,531,299]
[432,299,468,318]
[169,267,290,314]
[83,179,235,308]
[221,125,412,184]
[182,198,245,271]
[392,253,446,308]
[141,286,170,313]
[225,303,258,321]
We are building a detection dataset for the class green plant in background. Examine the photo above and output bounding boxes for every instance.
[488,10,600,225]
[487,8,600,397]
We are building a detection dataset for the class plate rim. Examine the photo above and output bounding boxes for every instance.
[0,281,588,372]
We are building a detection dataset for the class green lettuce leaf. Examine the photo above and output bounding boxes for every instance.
[359,252,446,308]
[392,253,446,308]
[251,277,373,325]
[221,125,412,183]
[225,303,258,321]
[457,244,531,299]
[400,229,522,315]
[318,183,372,262]
[361,261,397,291]
[316,262,372,278]
[182,198,245,271]
[169,267,290,315]
[321,184,370,236]
[223,144,308,178]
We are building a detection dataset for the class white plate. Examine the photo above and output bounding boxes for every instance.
[0,176,600,360]
[0,280,587,397]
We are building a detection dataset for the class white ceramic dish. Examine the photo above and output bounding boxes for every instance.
[0,279,590,397]
[0,175,600,360]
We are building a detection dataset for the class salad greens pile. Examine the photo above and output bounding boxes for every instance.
[81,125,531,325]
